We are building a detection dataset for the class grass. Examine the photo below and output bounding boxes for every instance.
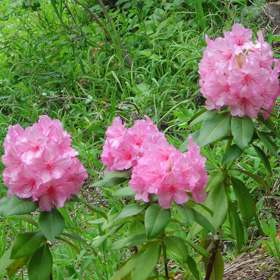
[0,0,279,279]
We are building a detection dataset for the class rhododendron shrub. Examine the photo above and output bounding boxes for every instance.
[101,116,208,208]
[2,115,88,211]
[199,23,280,119]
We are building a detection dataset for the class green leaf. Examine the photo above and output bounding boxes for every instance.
[112,234,146,250]
[228,201,244,251]
[209,249,224,280]
[206,171,226,192]
[129,220,146,236]
[190,110,217,127]
[190,182,228,237]
[186,255,200,280]
[145,204,171,239]
[0,196,10,216]
[198,113,231,147]
[163,236,188,263]
[4,196,37,217]
[114,186,136,196]
[7,256,30,277]
[257,131,279,159]
[231,116,254,149]
[0,248,13,273]
[14,215,38,227]
[231,168,268,189]
[221,144,242,164]
[184,239,210,259]
[176,204,215,233]
[38,208,65,243]
[231,177,256,226]
[11,232,44,259]
[116,204,147,221]
[253,145,272,174]
[133,243,160,280]
[50,0,64,25]
[92,225,122,248]
[92,170,132,188]
[28,244,52,280]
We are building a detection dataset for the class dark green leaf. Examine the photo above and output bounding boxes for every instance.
[163,236,188,263]
[28,244,52,280]
[198,113,231,146]
[114,186,136,196]
[184,239,210,259]
[38,208,65,243]
[50,0,64,25]
[176,204,215,233]
[257,132,279,159]
[221,144,242,164]
[14,215,38,227]
[4,196,37,217]
[129,220,146,236]
[186,255,200,280]
[253,145,272,174]
[231,177,256,227]
[190,182,228,237]
[228,201,244,251]
[0,248,13,273]
[145,204,171,239]
[11,232,44,259]
[206,171,225,192]
[134,243,160,280]
[92,225,122,248]
[209,249,224,280]
[116,204,146,221]
[112,234,146,250]
[92,170,131,188]
[231,116,254,149]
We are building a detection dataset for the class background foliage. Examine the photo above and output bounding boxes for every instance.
[0,0,279,279]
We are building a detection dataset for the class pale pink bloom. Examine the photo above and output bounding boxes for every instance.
[199,23,280,119]
[2,116,88,211]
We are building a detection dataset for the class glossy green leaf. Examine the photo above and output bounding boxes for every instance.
[198,113,231,146]
[190,182,228,237]
[221,144,242,164]
[175,204,194,224]
[163,236,188,263]
[92,225,122,248]
[112,234,146,250]
[114,186,136,196]
[231,177,256,226]
[92,170,132,188]
[4,196,37,217]
[186,255,200,280]
[38,208,65,243]
[231,116,254,149]
[253,145,272,174]
[11,232,44,259]
[28,244,52,280]
[257,132,279,159]
[134,243,160,280]
[228,201,244,251]
[116,204,146,221]
[206,171,225,192]
[145,204,171,239]
[14,215,38,227]
[209,249,224,280]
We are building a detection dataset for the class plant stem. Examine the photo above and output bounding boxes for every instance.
[162,242,169,279]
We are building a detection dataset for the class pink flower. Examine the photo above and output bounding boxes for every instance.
[129,136,208,208]
[2,116,88,211]
[199,23,280,119]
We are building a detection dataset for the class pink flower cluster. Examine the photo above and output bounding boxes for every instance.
[2,116,88,211]
[101,117,208,208]
[199,23,280,119]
